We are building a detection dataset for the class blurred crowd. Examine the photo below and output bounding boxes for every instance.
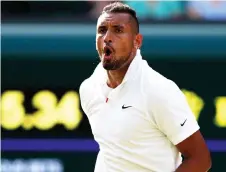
[2,1,226,22]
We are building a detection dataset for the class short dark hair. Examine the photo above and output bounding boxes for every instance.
[101,2,139,33]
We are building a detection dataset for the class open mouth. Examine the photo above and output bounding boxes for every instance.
[106,48,111,56]
[104,46,113,56]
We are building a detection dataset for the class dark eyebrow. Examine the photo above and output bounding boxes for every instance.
[112,25,124,29]
[98,24,124,28]
[98,25,107,30]
[97,24,125,32]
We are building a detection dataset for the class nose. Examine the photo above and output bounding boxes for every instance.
[103,30,113,44]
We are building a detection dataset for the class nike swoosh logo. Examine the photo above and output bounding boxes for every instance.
[122,105,132,109]
[181,119,187,126]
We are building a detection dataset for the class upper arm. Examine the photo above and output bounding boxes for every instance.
[176,130,210,159]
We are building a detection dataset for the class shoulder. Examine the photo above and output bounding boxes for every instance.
[79,74,98,116]
[79,64,100,106]
[141,61,183,105]
[79,77,93,108]
[79,63,104,115]
[79,63,102,99]
[79,78,91,98]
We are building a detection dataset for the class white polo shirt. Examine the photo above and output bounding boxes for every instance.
[79,49,200,172]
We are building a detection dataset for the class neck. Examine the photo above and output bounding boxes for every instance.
[106,64,130,88]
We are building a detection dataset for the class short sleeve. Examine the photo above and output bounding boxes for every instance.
[150,80,200,145]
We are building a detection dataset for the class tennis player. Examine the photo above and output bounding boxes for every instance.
[80,2,211,172]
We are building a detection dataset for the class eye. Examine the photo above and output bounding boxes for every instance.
[98,28,106,34]
[115,28,123,33]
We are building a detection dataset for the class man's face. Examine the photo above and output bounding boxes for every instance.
[96,13,138,70]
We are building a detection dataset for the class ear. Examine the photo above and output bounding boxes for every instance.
[134,34,143,49]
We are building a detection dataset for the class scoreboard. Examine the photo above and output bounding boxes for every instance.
[2,58,226,138]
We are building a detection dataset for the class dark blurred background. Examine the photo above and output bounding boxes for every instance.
[2,1,226,22]
[1,1,226,172]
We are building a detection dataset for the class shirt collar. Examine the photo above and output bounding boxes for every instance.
[94,49,143,85]
[121,49,142,84]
